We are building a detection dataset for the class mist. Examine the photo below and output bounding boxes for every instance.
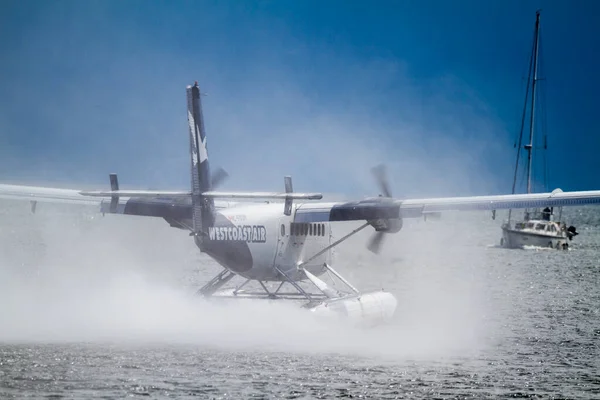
[0,199,500,363]
[1,2,513,361]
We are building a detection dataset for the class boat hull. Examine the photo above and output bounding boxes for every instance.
[501,226,568,250]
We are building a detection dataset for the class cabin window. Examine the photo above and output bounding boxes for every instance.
[281,224,285,236]
[309,224,313,236]
[317,224,321,236]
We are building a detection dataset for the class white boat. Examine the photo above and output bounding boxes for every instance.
[500,10,578,250]
[501,208,577,250]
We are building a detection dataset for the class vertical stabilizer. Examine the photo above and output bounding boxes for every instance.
[186,81,214,245]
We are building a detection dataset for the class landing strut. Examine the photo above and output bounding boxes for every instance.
[196,269,236,296]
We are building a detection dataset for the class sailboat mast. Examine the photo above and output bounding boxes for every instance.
[525,10,541,194]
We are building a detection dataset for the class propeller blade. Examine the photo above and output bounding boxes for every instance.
[210,167,229,188]
[367,231,385,254]
[371,164,392,198]
[367,164,394,254]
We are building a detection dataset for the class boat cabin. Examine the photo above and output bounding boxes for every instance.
[513,219,564,236]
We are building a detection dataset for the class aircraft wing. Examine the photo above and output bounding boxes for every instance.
[0,183,321,218]
[294,189,600,223]
[2,183,600,223]
[0,184,102,206]
[80,189,321,200]
[398,189,600,218]
[0,184,320,201]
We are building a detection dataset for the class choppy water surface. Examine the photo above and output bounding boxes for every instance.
[1,204,599,398]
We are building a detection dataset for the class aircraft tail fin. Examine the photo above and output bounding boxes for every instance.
[186,81,214,243]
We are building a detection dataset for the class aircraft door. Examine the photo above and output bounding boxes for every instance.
[274,215,298,272]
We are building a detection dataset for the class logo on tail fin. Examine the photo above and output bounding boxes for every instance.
[199,136,208,163]
[188,110,198,158]
[188,110,208,166]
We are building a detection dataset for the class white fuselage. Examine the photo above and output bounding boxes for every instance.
[203,202,334,282]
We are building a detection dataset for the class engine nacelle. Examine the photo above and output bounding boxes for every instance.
[369,217,403,233]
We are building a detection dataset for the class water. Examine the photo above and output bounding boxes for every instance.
[1,203,599,398]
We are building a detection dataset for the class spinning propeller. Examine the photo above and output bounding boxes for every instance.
[367,164,392,254]
[367,228,387,254]
[371,164,392,198]
[210,167,229,188]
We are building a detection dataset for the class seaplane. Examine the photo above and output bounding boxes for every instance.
[1,81,600,326]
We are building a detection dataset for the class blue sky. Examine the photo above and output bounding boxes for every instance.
[0,0,598,197]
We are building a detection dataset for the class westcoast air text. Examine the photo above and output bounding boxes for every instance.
[208,225,267,243]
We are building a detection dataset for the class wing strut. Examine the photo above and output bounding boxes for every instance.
[323,263,359,294]
[298,222,370,267]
